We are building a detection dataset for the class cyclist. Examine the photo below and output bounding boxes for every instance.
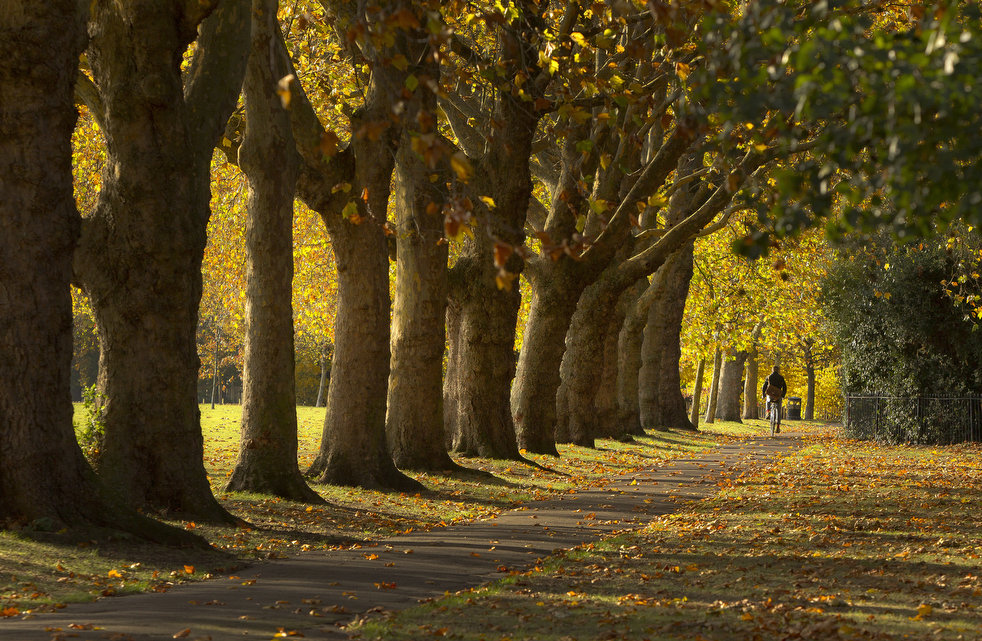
[761,365,788,433]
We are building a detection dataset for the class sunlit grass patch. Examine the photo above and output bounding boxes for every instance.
[357,436,982,641]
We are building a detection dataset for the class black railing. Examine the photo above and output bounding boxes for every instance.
[844,395,982,444]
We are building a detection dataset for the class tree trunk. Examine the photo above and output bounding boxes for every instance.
[703,347,722,423]
[444,269,523,459]
[75,0,249,523]
[225,0,323,504]
[594,284,641,438]
[512,287,580,455]
[442,9,544,462]
[307,217,418,490]
[298,2,420,491]
[689,358,706,429]
[386,124,456,471]
[716,350,749,422]
[315,348,329,408]
[0,0,202,546]
[638,241,695,431]
[615,280,651,438]
[805,364,816,420]
[742,345,760,420]
[210,327,220,409]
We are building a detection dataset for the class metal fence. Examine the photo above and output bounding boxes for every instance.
[844,395,982,444]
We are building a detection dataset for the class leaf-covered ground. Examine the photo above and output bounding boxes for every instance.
[354,432,982,641]
[1,405,739,615]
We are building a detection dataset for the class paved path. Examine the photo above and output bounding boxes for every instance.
[1,436,801,641]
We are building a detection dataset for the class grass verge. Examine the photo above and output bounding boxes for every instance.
[353,434,982,641]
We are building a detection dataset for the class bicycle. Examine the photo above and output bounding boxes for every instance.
[767,396,782,436]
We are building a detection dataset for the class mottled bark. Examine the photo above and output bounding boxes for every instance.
[615,280,652,437]
[716,350,749,422]
[442,3,545,461]
[75,0,249,522]
[302,1,420,490]
[226,0,323,503]
[558,267,644,444]
[594,283,641,438]
[386,126,455,471]
[689,359,706,429]
[703,348,722,423]
[512,283,580,454]
[638,241,695,431]
[0,0,202,545]
[444,265,522,459]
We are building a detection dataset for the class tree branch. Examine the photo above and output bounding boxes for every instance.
[184,0,251,163]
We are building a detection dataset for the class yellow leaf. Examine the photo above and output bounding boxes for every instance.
[675,62,690,81]
[184,565,195,575]
[916,603,933,617]
[450,153,473,182]
[173,629,191,639]
[390,54,409,71]
[107,569,122,579]
[276,74,295,109]
[479,196,496,209]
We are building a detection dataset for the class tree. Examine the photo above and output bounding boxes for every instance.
[441,0,560,460]
[225,0,325,503]
[0,0,201,545]
[281,0,424,490]
[73,0,251,523]
[700,1,982,248]
[384,6,458,472]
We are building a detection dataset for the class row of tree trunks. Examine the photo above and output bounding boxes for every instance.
[703,347,722,423]
[0,0,204,545]
[75,0,250,523]
[225,0,323,503]
[614,280,652,436]
[593,282,645,439]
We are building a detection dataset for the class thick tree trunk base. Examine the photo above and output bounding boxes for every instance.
[226,464,326,504]
[307,453,422,492]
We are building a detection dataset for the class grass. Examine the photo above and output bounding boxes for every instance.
[2,405,764,615]
[354,432,982,641]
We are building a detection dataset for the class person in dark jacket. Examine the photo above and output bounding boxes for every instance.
[761,365,788,432]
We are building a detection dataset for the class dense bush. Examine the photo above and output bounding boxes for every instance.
[821,235,982,442]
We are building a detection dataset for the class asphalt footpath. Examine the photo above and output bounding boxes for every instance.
[1,435,801,641]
